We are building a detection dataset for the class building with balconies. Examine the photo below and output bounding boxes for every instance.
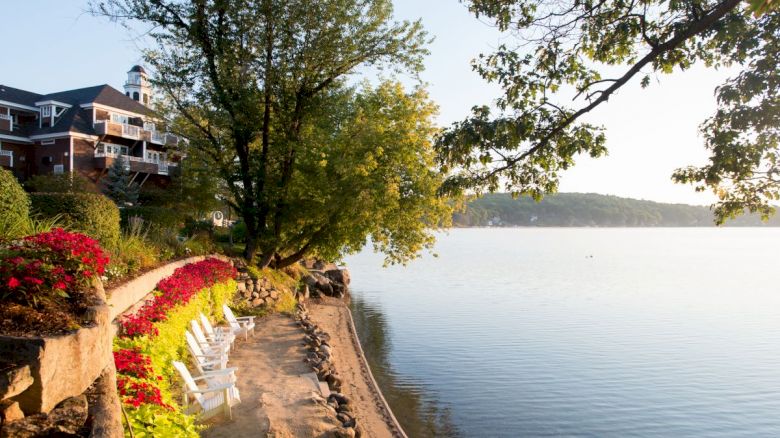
[0,66,180,188]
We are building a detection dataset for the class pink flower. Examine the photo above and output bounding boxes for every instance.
[7,277,20,288]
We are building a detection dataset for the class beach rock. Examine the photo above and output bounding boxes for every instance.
[324,268,350,286]
[326,426,356,438]
[269,290,280,300]
[237,282,247,293]
[337,412,356,428]
[251,298,265,307]
[354,424,365,438]
[329,392,350,406]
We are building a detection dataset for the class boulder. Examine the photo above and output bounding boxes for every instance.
[0,400,24,426]
[0,303,112,414]
[1,395,88,438]
[324,268,350,286]
[251,298,265,307]
[87,364,123,438]
[237,282,247,293]
[0,363,33,400]
[269,290,280,300]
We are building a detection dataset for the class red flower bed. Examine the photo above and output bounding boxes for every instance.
[113,258,236,412]
[117,258,236,339]
[0,228,109,308]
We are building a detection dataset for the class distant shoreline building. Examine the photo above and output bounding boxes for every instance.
[0,66,179,187]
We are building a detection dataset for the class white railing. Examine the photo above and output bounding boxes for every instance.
[94,149,177,175]
[122,124,141,139]
[151,131,166,144]
[0,114,10,120]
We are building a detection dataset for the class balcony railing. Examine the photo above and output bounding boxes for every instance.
[94,120,177,145]
[94,150,177,175]
[0,114,11,132]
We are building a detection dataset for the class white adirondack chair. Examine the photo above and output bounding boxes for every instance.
[199,313,236,347]
[190,320,231,355]
[185,330,227,374]
[222,304,255,341]
[173,361,241,420]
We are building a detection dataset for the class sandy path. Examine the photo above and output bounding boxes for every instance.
[202,314,340,438]
[308,298,403,438]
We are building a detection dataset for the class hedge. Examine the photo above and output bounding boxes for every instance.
[0,168,30,224]
[30,192,120,246]
[121,206,185,230]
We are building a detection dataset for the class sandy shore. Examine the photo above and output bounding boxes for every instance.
[202,300,404,438]
[308,297,406,438]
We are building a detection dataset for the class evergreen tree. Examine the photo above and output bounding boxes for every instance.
[103,155,139,206]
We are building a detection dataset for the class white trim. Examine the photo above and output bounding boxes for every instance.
[0,133,33,143]
[0,99,38,112]
[69,137,74,174]
[40,139,56,145]
[80,102,146,119]
[29,131,99,141]
[34,100,72,108]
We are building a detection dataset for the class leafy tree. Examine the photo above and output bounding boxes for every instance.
[93,0,449,266]
[436,0,778,224]
[103,156,140,206]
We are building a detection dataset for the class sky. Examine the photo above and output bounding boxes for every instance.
[0,0,735,205]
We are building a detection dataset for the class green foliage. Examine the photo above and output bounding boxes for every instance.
[30,193,121,246]
[139,154,223,220]
[0,168,29,226]
[93,0,442,265]
[103,156,139,206]
[25,173,98,194]
[0,214,63,240]
[106,223,160,282]
[456,193,780,227]
[121,206,185,230]
[438,0,777,224]
[115,280,235,437]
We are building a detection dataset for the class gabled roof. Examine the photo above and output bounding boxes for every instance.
[0,85,43,108]
[0,83,153,137]
[40,85,151,116]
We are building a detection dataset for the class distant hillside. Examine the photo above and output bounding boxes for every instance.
[453,193,780,227]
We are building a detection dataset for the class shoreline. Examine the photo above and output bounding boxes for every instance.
[308,296,407,438]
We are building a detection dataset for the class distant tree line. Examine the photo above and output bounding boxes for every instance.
[454,193,780,227]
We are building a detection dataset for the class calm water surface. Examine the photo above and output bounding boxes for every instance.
[345,228,780,437]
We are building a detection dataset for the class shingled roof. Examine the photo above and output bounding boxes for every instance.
[0,84,152,137]
[0,85,43,108]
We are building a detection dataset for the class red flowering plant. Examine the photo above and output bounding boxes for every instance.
[117,259,235,339]
[0,228,108,307]
[117,377,172,409]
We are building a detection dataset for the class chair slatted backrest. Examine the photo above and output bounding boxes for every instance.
[172,361,205,406]
[199,313,217,339]
[223,304,240,329]
[190,320,210,346]
[185,330,206,358]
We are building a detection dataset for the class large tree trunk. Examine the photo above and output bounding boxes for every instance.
[243,235,258,262]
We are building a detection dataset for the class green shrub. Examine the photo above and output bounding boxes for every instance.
[0,168,29,225]
[25,173,98,193]
[121,206,185,230]
[30,193,120,246]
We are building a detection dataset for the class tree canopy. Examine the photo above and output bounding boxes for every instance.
[93,0,450,266]
[436,0,778,224]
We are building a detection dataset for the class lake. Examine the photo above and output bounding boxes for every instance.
[345,228,780,437]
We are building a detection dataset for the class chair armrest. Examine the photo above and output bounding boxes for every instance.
[186,383,235,394]
[191,368,237,380]
[235,316,255,322]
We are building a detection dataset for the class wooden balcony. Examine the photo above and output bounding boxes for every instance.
[94,120,178,146]
[94,153,177,176]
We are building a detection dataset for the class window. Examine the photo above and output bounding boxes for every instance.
[106,144,129,156]
[133,92,139,101]
[41,139,55,145]
[41,106,51,117]
[143,94,149,105]
[53,164,64,174]
[111,113,129,124]
[125,92,130,97]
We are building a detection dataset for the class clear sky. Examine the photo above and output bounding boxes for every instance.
[0,0,733,205]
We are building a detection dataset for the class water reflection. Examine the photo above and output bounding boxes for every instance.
[350,294,460,438]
